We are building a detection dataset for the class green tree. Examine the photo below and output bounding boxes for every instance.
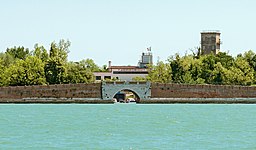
[232,57,254,85]
[49,39,70,62]
[32,44,49,62]
[100,65,108,72]
[200,54,217,84]
[209,62,226,84]
[0,53,16,86]
[190,47,203,59]
[64,61,95,84]
[6,46,30,60]
[190,58,205,84]
[240,50,256,83]
[23,56,46,85]
[180,72,195,84]
[45,57,66,84]
[45,39,70,84]
[63,59,100,83]
[4,56,46,86]
[4,60,25,86]
[0,52,16,67]
[209,58,254,85]
[242,50,256,67]
[169,53,183,83]
[79,59,100,72]
[147,61,172,83]
[168,54,204,84]
[132,76,147,81]
[0,59,5,86]
[215,52,234,69]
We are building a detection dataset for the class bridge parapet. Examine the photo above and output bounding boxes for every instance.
[102,81,151,100]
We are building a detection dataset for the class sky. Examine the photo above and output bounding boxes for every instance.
[1,0,256,66]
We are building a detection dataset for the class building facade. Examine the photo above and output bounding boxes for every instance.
[138,47,153,68]
[94,65,148,81]
[201,31,221,55]
[94,49,153,81]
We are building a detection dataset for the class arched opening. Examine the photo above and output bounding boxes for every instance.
[113,89,140,103]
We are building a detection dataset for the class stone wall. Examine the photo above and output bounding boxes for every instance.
[151,83,256,98]
[1,82,256,103]
[0,83,102,99]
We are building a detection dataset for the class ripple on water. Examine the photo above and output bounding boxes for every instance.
[0,104,256,149]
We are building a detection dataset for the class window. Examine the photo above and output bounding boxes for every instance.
[211,37,215,42]
[96,76,101,80]
[212,45,215,50]
[104,76,111,80]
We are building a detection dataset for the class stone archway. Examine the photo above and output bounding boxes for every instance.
[101,81,151,100]
[113,89,141,102]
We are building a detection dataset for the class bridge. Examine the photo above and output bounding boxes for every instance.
[101,81,151,100]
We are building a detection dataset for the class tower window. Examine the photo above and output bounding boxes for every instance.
[104,76,111,80]
[96,76,101,80]
[211,37,215,42]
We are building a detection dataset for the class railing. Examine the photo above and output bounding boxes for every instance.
[103,81,148,85]
[201,30,220,33]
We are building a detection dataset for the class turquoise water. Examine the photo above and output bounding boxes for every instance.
[1,104,256,149]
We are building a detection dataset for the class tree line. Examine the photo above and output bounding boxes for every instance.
[1,40,256,86]
[142,50,256,86]
[0,39,105,86]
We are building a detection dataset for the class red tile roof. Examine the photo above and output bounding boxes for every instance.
[109,66,138,69]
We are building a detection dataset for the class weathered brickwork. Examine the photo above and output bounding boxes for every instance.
[0,83,101,99]
[1,83,256,103]
[151,83,256,98]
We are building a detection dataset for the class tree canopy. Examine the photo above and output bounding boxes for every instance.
[0,39,99,86]
[145,52,256,85]
[1,40,256,86]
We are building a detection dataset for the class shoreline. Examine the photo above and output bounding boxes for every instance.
[1,98,256,104]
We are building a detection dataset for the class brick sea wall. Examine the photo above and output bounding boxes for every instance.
[151,83,256,98]
[1,82,256,104]
[0,83,102,99]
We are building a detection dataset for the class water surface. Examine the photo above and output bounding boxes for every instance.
[0,104,256,149]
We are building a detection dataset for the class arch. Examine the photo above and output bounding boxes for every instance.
[113,88,141,102]
[101,81,151,100]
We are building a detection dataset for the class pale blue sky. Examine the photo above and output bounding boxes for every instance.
[1,0,256,66]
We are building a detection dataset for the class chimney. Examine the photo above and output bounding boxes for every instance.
[108,60,112,68]
[108,60,112,72]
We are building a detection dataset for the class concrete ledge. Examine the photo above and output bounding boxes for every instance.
[0,98,112,104]
[2,98,256,104]
[139,98,256,104]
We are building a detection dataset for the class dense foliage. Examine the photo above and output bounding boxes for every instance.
[1,40,256,86]
[144,51,256,86]
[0,40,100,86]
